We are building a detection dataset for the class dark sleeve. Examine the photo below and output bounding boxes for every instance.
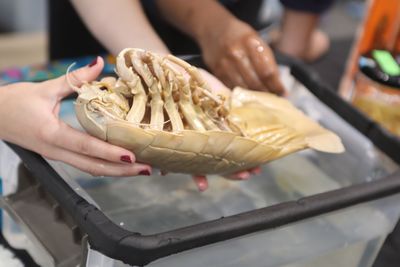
[48,0,107,60]
[280,0,335,14]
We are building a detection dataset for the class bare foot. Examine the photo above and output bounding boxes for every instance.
[267,8,330,63]
[303,29,330,62]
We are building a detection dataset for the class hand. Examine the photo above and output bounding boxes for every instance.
[198,68,231,98]
[193,167,262,192]
[0,57,152,177]
[200,20,285,95]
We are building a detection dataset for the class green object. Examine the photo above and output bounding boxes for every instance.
[372,50,400,76]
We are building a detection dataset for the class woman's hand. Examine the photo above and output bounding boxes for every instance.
[192,167,262,192]
[0,57,152,177]
[199,20,286,95]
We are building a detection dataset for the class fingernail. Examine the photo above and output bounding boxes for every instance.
[198,181,208,192]
[139,169,151,176]
[88,57,98,67]
[120,155,132,163]
[238,172,251,180]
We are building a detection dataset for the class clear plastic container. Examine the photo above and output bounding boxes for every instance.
[2,68,400,267]
[0,142,28,251]
[48,68,400,267]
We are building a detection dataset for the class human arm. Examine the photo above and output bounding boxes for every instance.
[156,0,285,95]
[0,57,151,177]
[70,0,170,55]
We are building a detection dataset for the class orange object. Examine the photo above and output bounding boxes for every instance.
[339,0,400,98]
[339,0,400,136]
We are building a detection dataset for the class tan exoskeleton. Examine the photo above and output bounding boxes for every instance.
[72,48,344,175]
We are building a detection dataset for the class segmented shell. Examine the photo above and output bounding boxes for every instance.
[74,48,344,175]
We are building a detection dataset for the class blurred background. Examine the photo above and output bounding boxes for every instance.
[0,0,47,70]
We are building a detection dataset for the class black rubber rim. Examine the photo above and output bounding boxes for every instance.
[5,56,400,266]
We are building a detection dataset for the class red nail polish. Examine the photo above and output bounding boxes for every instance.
[198,182,208,192]
[251,167,262,175]
[239,172,251,180]
[120,155,132,163]
[139,169,151,176]
[88,57,98,67]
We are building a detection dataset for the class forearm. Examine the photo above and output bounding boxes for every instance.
[156,0,240,47]
[71,0,170,55]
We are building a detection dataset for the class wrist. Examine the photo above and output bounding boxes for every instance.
[193,3,239,46]
[198,18,254,52]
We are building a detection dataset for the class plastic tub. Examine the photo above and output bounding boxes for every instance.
[2,62,400,267]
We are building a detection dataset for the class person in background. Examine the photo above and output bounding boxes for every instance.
[50,0,334,95]
[146,0,334,92]
[50,0,284,94]
[271,0,333,62]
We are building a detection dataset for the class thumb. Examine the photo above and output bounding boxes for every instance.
[52,56,105,99]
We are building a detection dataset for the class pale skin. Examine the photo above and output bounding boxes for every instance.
[0,57,152,177]
[70,0,170,55]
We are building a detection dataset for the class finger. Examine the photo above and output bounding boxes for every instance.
[225,171,251,181]
[49,56,105,99]
[263,72,286,96]
[245,37,286,95]
[228,47,265,91]
[192,175,209,192]
[212,61,235,88]
[47,121,136,164]
[198,68,231,98]
[43,145,151,177]
[217,58,247,89]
